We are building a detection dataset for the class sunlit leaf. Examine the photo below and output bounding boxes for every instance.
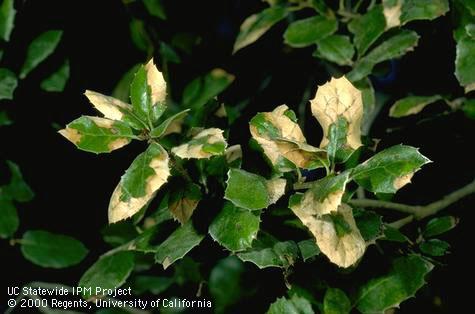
[59,116,136,154]
[311,76,363,159]
[290,198,365,268]
[250,105,327,172]
[109,143,170,223]
[172,128,227,159]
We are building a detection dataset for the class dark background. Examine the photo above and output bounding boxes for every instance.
[1,0,474,313]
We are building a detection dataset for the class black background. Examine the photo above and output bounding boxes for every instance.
[1,0,474,313]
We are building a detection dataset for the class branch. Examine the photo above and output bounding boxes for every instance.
[349,179,475,220]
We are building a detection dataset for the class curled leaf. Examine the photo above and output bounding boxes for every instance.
[250,105,327,172]
[172,128,227,159]
[311,76,363,156]
[59,116,136,154]
[108,143,170,223]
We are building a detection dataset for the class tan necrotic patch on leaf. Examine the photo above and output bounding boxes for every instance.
[311,76,363,151]
[145,59,167,105]
[172,128,227,159]
[393,173,414,190]
[266,178,286,205]
[85,90,131,121]
[225,144,242,164]
[108,146,170,223]
[250,105,327,171]
[290,198,365,268]
[58,127,82,145]
[383,0,402,29]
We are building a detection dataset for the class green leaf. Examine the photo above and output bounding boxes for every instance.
[132,275,173,295]
[0,110,12,126]
[237,236,299,269]
[0,68,17,100]
[2,160,35,202]
[209,256,245,314]
[323,288,351,314]
[209,202,260,252]
[129,19,152,52]
[225,168,269,210]
[455,36,475,93]
[20,30,63,79]
[314,35,355,66]
[348,30,420,82]
[326,117,355,164]
[130,65,153,125]
[297,239,320,261]
[101,221,139,247]
[348,5,386,56]
[168,182,202,224]
[21,230,88,268]
[143,0,166,19]
[59,116,136,154]
[423,216,458,238]
[109,143,170,223]
[389,95,442,118]
[356,255,433,313]
[155,222,204,269]
[150,109,190,138]
[284,16,337,48]
[466,24,475,39]
[354,209,383,242]
[172,128,227,159]
[400,0,449,25]
[419,239,450,256]
[267,295,314,314]
[354,78,377,136]
[160,42,181,63]
[233,6,288,53]
[182,69,234,109]
[351,145,430,193]
[0,199,18,238]
[463,99,475,118]
[40,59,70,92]
[0,0,15,42]
[382,225,409,242]
[79,251,135,298]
